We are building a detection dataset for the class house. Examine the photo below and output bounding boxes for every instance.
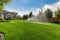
[0,10,17,21]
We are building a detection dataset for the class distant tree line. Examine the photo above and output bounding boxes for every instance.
[16,12,33,20]
[17,8,60,24]
[37,8,60,23]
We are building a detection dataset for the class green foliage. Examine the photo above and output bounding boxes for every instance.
[25,14,28,19]
[44,9,53,18]
[23,14,26,20]
[55,8,60,18]
[29,12,33,17]
[23,14,28,20]
[0,6,4,10]
[16,15,22,20]
[0,0,11,10]
[0,0,11,4]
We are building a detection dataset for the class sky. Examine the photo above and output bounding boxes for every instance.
[4,0,60,16]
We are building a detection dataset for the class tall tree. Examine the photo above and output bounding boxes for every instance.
[29,12,33,17]
[23,14,26,20]
[55,8,60,18]
[45,9,53,18]
[37,11,42,18]
[0,0,11,10]
[25,14,28,19]
[23,14,28,20]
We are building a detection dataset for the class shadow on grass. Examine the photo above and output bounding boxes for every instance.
[19,30,60,40]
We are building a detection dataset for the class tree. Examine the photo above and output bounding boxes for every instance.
[45,9,53,18]
[37,11,43,21]
[23,14,26,20]
[23,14,28,20]
[29,12,33,17]
[55,8,60,18]
[37,10,48,22]
[17,15,23,20]
[0,0,11,4]
[0,0,11,10]
[17,15,21,19]
[25,14,28,19]
[37,11,42,18]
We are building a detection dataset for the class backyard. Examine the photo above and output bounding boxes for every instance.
[0,20,60,40]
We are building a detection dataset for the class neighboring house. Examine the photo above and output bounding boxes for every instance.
[5,13,14,20]
[0,10,17,20]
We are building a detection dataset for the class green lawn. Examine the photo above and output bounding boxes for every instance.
[0,20,60,40]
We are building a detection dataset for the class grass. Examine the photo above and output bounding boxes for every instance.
[0,20,60,40]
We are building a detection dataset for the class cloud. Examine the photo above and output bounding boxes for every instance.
[43,0,60,11]
[5,0,60,16]
[43,0,60,17]
[5,8,41,16]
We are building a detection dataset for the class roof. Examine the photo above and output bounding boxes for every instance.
[0,10,17,15]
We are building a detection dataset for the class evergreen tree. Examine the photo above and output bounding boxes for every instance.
[29,12,33,17]
[45,9,53,18]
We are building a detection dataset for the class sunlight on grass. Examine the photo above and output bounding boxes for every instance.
[0,20,60,40]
